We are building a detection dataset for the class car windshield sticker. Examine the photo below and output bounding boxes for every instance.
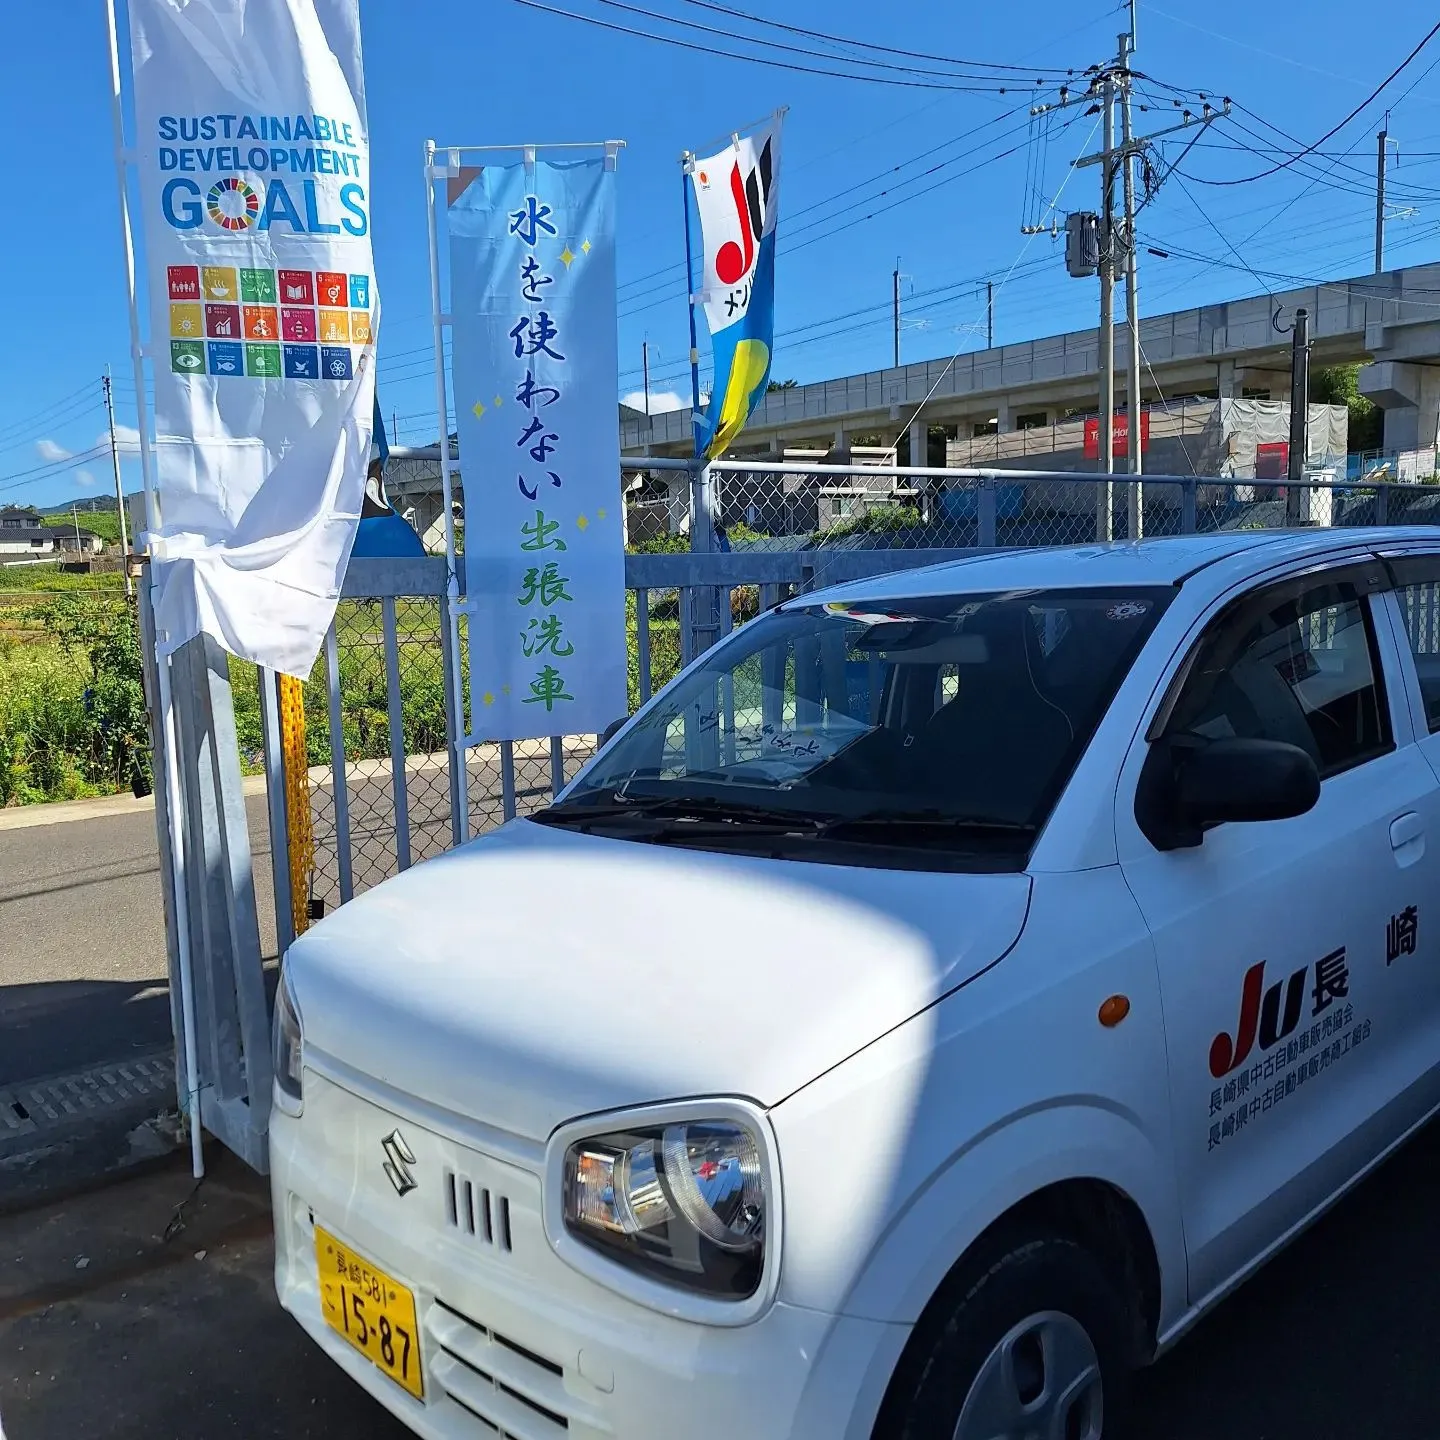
[1106,600,1150,621]
[820,603,928,625]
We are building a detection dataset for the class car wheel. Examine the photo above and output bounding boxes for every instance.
[886,1234,1133,1440]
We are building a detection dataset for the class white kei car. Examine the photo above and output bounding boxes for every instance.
[272,527,1440,1440]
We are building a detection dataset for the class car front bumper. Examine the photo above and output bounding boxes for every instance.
[270,1065,906,1440]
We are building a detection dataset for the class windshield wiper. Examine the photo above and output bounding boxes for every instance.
[817,808,1036,838]
[536,792,829,833]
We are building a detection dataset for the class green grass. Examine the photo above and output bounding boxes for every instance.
[0,638,114,804]
[2,559,733,806]
[0,591,150,806]
[0,565,125,592]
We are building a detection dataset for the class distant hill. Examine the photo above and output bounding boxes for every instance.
[35,496,122,517]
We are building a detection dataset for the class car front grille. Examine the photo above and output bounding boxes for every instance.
[444,1167,514,1252]
[426,1297,586,1438]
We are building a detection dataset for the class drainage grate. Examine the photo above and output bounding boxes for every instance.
[0,1053,175,1141]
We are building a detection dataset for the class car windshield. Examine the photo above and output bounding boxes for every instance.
[539,585,1172,869]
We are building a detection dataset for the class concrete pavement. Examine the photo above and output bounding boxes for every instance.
[4,1119,1440,1439]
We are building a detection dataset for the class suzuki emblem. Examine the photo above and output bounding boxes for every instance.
[381,1129,418,1197]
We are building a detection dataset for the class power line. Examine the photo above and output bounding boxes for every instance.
[669,0,1079,75]
[612,119,1046,322]
[0,398,105,456]
[509,0,1043,91]
[894,109,1105,451]
[613,105,1031,300]
[592,0,1057,84]
[1184,20,1440,186]
[1222,107,1440,201]
[0,445,111,497]
[0,382,103,448]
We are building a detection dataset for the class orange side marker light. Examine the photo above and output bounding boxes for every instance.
[1098,995,1131,1028]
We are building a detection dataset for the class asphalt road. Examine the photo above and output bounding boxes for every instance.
[0,794,273,1088]
[0,751,574,1089]
[3,1119,1440,1440]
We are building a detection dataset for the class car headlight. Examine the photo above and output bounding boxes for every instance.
[563,1119,767,1299]
[272,968,304,1115]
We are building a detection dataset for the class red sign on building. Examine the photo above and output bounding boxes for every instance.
[1083,410,1151,461]
[1255,441,1289,479]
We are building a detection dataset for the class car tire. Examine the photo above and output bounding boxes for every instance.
[883,1233,1134,1440]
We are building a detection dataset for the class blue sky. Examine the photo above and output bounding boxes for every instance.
[3,0,1440,509]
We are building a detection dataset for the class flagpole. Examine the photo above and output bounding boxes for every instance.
[105,0,204,1183]
[423,140,471,846]
[680,154,702,459]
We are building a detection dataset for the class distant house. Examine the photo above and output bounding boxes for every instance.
[52,527,105,555]
[0,506,56,557]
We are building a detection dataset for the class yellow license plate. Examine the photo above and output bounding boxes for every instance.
[316,1226,424,1400]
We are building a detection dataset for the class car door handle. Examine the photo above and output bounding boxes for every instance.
[1391,812,1425,866]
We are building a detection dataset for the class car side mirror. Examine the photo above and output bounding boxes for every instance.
[1137,736,1319,850]
[599,716,628,745]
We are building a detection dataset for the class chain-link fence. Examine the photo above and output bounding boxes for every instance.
[621,462,1440,554]
[227,461,1440,939]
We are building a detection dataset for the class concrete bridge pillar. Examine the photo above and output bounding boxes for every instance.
[1359,360,1440,451]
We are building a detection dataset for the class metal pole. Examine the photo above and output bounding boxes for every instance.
[1120,34,1144,540]
[107,0,201,1177]
[103,368,133,598]
[1287,306,1311,525]
[1097,63,1117,538]
[893,262,902,368]
[681,154,703,434]
[104,0,159,542]
[1375,127,1388,274]
[986,280,994,349]
[642,340,651,417]
[423,138,471,842]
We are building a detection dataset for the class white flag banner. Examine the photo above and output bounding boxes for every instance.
[126,0,376,676]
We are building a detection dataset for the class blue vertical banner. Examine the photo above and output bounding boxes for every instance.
[449,154,626,741]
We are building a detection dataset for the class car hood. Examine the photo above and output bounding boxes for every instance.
[286,820,1032,1142]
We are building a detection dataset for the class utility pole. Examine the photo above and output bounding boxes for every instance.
[1119,27,1144,538]
[1098,64,1117,533]
[986,280,994,349]
[1036,13,1227,541]
[103,367,133,599]
[1286,306,1311,525]
[642,339,652,417]
[893,260,902,368]
[1375,123,1389,273]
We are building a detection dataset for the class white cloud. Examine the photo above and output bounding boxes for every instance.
[95,424,142,455]
[75,469,98,489]
[36,438,73,462]
[621,390,688,415]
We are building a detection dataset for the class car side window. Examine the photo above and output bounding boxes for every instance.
[1391,559,1440,733]
[1165,576,1392,779]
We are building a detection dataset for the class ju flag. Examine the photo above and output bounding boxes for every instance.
[690,115,782,459]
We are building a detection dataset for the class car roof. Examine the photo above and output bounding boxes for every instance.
[799,527,1440,606]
